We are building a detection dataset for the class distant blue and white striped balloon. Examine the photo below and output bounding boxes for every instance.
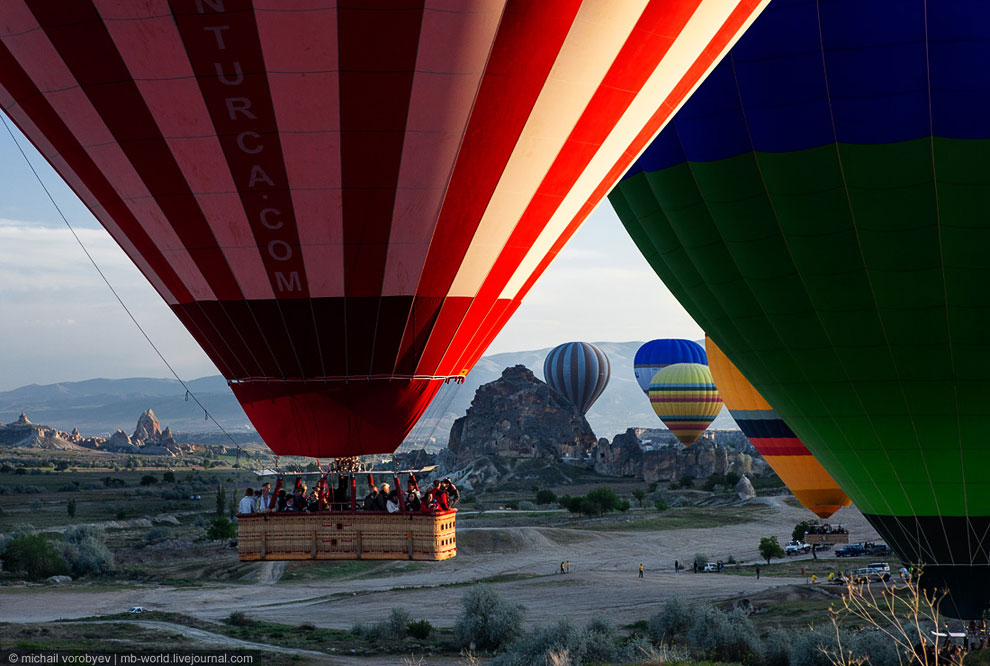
[543,342,611,415]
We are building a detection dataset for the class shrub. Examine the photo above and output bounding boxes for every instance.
[724,471,741,487]
[535,489,556,505]
[679,474,695,488]
[207,516,237,541]
[67,499,76,518]
[226,611,254,627]
[454,584,524,651]
[668,482,679,490]
[102,477,126,488]
[62,526,115,576]
[763,628,791,666]
[1,533,68,579]
[140,475,158,486]
[407,619,434,640]
[57,484,80,493]
[654,500,670,512]
[145,527,173,543]
[492,618,584,666]
[386,607,411,638]
[687,605,763,665]
[517,501,536,511]
[694,552,708,569]
[648,595,691,646]
[162,471,176,483]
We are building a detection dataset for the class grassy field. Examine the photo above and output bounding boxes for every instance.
[721,555,898,578]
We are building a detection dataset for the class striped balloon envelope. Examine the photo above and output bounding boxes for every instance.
[0,0,769,459]
[633,338,707,393]
[609,0,990,617]
[648,363,721,446]
[543,342,610,415]
[706,337,850,519]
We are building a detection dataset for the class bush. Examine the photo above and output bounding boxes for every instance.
[1,533,68,579]
[162,471,176,483]
[687,605,763,665]
[386,607,411,639]
[102,477,127,488]
[694,552,708,569]
[62,526,115,577]
[140,475,158,486]
[0,484,43,495]
[57,484,80,493]
[654,499,670,512]
[493,617,643,666]
[648,595,691,646]
[454,584,524,651]
[764,628,792,666]
[517,501,536,511]
[226,611,254,627]
[207,517,237,541]
[67,499,76,518]
[680,475,695,488]
[724,471,741,487]
[407,619,434,640]
[145,527,173,543]
[535,489,556,505]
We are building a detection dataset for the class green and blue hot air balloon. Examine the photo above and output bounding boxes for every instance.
[610,0,990,618]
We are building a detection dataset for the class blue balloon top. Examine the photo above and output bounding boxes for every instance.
[633,339,707,393]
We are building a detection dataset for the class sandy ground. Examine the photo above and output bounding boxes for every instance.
[0,499,878,632]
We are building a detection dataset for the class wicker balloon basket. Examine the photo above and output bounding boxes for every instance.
[236,510,457,561]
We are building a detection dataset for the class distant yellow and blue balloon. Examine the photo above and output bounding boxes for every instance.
[648,363,722,446]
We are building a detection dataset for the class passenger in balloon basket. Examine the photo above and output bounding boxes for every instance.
[333,476,349,511]
[406,488,422,512]
[237,488,255,514]
[431,479,450,511]
[386,489,400,513]
[376,483,390,511]
[443,478,460,507]
[363,485,380,511]
[255,482,272,513]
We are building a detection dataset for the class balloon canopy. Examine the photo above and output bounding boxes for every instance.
[0,0,767,458]
[610,0,990,617]
[648,363,721,446]
[633,338,707,393]
[543,341,610,415]
[706,337,850,519]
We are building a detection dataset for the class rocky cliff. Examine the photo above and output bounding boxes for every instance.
[447,365,597,465]
[593,427,766,482]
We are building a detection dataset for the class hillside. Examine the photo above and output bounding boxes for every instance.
[0,341,737,444]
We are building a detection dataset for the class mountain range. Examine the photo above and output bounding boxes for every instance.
[0,341,738,445]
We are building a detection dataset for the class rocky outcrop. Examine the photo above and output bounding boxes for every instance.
[447,365,597,465]
[736,475,756,500]
[14,413,31,426]
[107,429,138,452]
[133,408,162,443]
[593,428,767,482]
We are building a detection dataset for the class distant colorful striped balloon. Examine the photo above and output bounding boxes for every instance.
[648,363,721,446]
[706,338,850,519]
[543,342,610,415]
[633,338,707,393]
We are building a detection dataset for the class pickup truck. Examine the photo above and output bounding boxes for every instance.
[785,540,811,555]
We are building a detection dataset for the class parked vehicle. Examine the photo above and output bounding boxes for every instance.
[864,542,890,556]
[868,562,890,573]
[785,540,812,555]
[835,544,866,557]
[702,562,719,572]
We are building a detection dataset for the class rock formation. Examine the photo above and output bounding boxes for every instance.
[736,475,756,500]
[133,408,162,443]
[108,429,137,452]
[447,365,597,465]
[593,428,767,482]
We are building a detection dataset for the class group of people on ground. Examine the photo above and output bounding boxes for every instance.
[237,475,459,515]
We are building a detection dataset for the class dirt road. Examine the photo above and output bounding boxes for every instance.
[0,501,876,630]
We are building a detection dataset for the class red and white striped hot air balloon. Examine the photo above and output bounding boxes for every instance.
[0,0,767,458]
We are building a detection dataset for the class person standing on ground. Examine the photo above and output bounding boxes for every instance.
[566,561,570,574]
[560,561,565,574]
[756,566,760,580]
[639,564,644,578]
[674,560,679,573]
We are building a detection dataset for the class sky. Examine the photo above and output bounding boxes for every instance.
[0,117,703,391]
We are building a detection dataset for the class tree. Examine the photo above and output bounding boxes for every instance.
[1,533,68,580]
[535,489,556,505]
[140,475,157,486]
[632,489,647,508]
[207,516,237,541]
[162,471,175,483]
[759,536,785,564]
[67,499,76,518]
[454,584,524,651]
[679,474,695,488]
[215,484,227,517]
[792,519,818,543]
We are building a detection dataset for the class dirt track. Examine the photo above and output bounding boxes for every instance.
[0,500,878,630]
